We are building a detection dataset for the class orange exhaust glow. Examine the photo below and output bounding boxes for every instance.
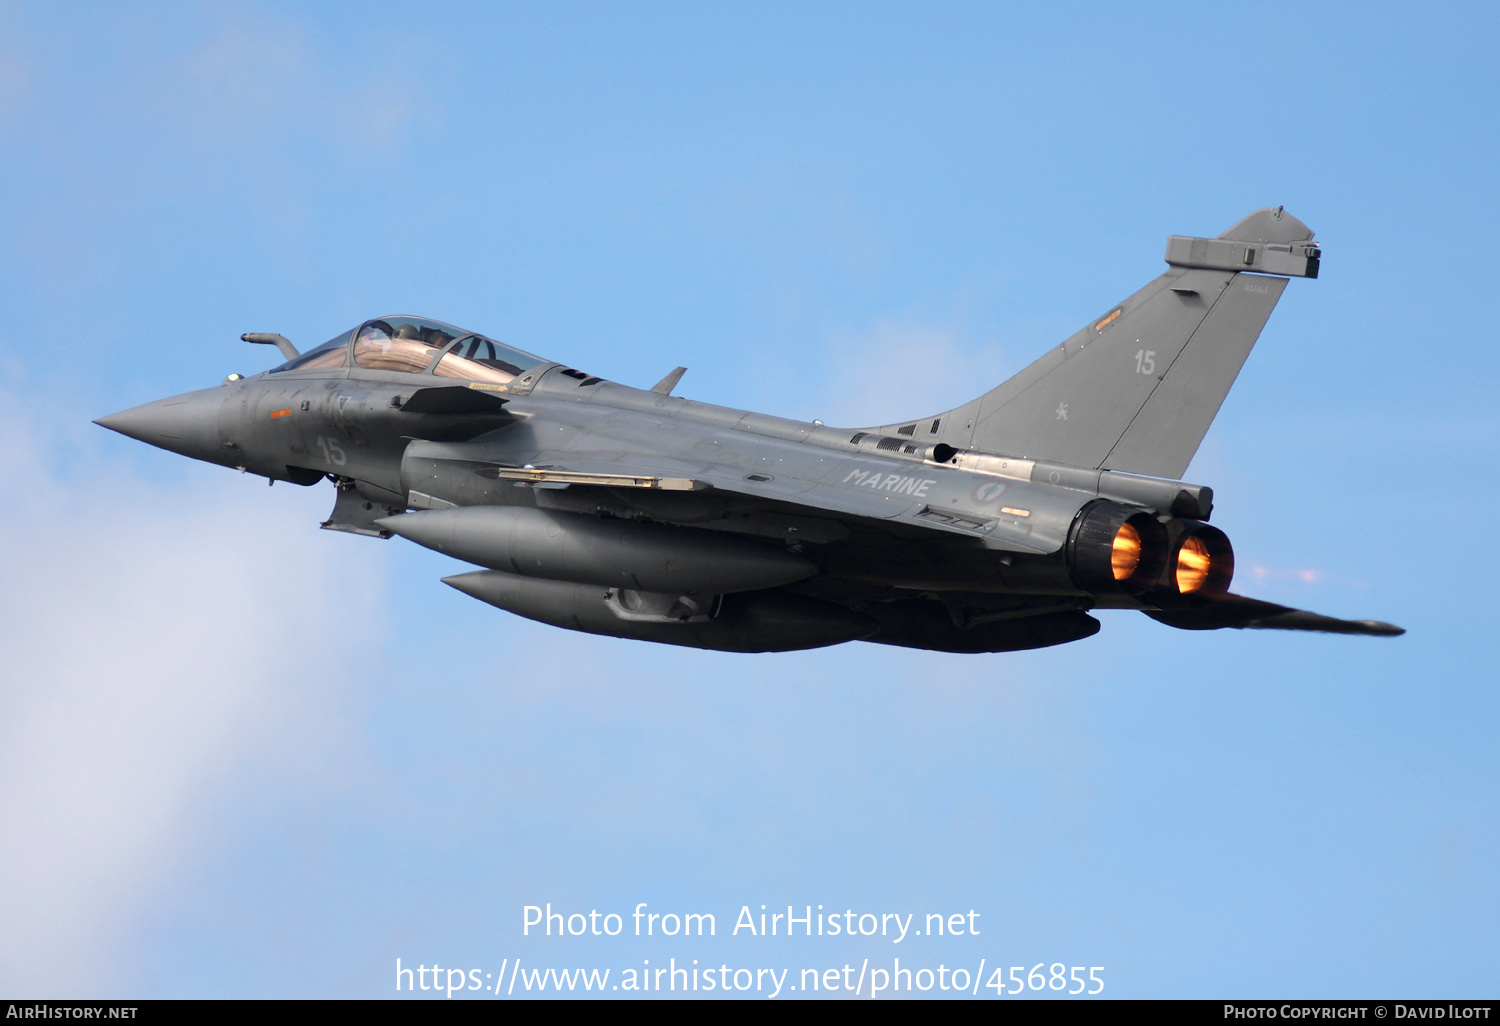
[1111,523,1142,580]
[1176,535,1212,593]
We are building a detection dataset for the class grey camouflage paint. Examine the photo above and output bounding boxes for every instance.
[96,209,1401,653]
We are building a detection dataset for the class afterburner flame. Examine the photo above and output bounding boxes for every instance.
[1111,523,1142,580]
[1175,536,1212,593]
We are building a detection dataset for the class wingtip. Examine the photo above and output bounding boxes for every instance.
[1147,594,1406,637]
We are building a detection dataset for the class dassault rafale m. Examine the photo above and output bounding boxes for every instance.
[97,208,1401,653]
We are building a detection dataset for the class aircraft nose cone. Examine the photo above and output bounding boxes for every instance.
[95,390,223,463]
[94,398,187,447]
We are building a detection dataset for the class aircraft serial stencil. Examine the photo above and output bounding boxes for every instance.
[97,208,1402,652]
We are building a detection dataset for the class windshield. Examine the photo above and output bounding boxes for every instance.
[269,330,352,372]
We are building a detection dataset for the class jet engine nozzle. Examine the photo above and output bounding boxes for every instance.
[1166,521,1234,597]
[1068,500,1169,594]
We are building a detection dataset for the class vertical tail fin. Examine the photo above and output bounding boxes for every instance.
[872,208,1320,480]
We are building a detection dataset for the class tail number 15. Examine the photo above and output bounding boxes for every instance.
[315,437,347,466]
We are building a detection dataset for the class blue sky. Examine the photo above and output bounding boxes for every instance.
[0,1,1496,999]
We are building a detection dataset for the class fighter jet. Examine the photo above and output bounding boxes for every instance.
[96,207,1401,653]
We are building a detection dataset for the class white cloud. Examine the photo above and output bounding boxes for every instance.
[0,398,385,994]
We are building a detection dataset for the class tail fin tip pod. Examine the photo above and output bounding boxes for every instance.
[873,208,1319,481]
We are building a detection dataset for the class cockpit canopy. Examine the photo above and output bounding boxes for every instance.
[269,316,549,386]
